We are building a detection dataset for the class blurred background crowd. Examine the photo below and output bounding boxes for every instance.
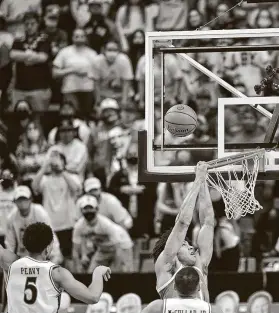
[1,0,279,279]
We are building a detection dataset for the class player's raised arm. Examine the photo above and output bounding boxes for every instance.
[196,182,215,279]
[0,245,19,271]
[52,265,111,304]
[161,162,208,267]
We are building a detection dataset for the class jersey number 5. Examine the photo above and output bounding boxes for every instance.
[24,277,38,304]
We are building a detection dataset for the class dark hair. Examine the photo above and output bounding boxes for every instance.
[23,222,54,254]
[23,11,40,22]
[175,267,200,296]
[152,228,192,262]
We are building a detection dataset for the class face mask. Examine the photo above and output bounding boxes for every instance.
[127,157,138,165]
[1,179,14,189]
[91,12,103,20]
[17,112,30,120]
[83,212,96,221]
[105,51,118,62]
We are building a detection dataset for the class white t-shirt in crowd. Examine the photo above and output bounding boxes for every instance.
[53,45,97,93]
[73,214,133,251]
[39,173,82,231]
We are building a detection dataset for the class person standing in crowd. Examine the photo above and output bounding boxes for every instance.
[0,0,41,36]
[32,146,82,267]
[16,119,48,189]
[84,0,120,54]
[10,11,52,112]
[6,100,32,153]
[42,6,68,59]
[108,144,157,238]
[72,195,134,273]
[0,169,17,246]
[115,0,157,52]
[87,98,121,184]
[42,5,68,105]
[136,51,182,110]
[94,40,134,108]
[48,101,91,146]
[54,118,88,179]
[84,177,133,230]
[5,185,62,263]
[53,28,97,117]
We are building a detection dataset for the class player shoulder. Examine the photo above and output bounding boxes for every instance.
[50,265,64,286]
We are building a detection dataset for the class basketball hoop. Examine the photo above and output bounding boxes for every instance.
[206,149,265,219]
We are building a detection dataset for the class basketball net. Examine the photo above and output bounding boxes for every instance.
[206,150,265,219]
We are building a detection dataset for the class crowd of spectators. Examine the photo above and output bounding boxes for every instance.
[0,0,279,274]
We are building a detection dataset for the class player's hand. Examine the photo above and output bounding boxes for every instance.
[195,161,208,180]
[95,266,111,281]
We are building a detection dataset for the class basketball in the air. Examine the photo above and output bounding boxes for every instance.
[164,104,198,137]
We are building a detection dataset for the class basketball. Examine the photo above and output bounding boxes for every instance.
[164,104,198,137]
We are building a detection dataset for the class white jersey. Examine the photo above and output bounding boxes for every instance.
[6,256,62,313]
[157,266,205,301]
[164,298,211,313]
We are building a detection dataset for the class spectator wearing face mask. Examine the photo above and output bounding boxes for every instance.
[0,169,17,246]
[53,28,97,117]
[5,185,62,263]
[32,146,82,266]
[48,101,91,146]
[84,177,133,230]
[84,0,120,54]
[42,6,68,104]
[54,118,88,180]
[87,98,121,182]
[7,100,33,152]
[72,195,134,273]
[94,40,134,108]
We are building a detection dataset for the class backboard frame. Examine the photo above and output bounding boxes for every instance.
[139,28,279,183]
